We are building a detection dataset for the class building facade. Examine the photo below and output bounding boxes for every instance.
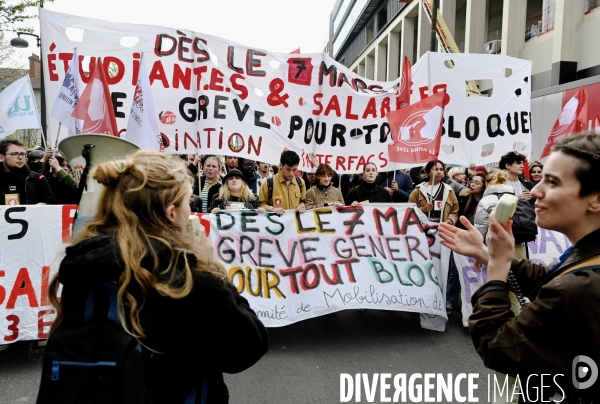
[328,0,600,159]
[328,0,600,91]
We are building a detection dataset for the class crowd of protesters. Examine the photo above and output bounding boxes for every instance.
[2,136,547,317]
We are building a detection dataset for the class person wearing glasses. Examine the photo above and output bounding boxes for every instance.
[0,139,55,205]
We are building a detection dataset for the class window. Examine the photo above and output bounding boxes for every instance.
[585,0,600,13]
[366,21,374,43]
[377,3,388,32]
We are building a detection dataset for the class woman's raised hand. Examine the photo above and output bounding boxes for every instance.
[439,216,488,266]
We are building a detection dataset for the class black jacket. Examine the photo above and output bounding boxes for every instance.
[0,163,56,205]
[345,182,393,205]
[56,234,268,404]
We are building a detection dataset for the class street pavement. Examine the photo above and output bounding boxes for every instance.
[0,308,492,403]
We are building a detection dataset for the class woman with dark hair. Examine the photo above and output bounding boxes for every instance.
[408,160,459,225]
[302,171,318,189]
[305,164,344,209]
[529,161,543,186]
[439,132,600,401]
[44,151,268,403]
[345,162,393,205]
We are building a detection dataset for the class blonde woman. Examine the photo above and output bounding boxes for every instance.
[45,151,268,403]
[305,164,344,209]
[210,169,265,213]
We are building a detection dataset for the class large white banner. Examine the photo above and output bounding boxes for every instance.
[0,205,448,344]
[411,53,533,167]
[454,228,572,327]
[0,205,76,345]
[210,205,447,326]
[40,9,401,174]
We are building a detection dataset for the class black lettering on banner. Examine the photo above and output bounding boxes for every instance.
[486,114,505,137]
[465,116,479,141]
[198,95,210,120]
[368,236,387,259]
[340,207,365,235]
[401,208,425,235]
[216,212,235,230]
[314,122,326,145]
[331,124,346,147]
[314,210,335,233]
[217,236,235,264]
[214,95,228,119]
[111,92,126,118]
[350,235,372,258]
[363,124,377,145]
[333,238,352,259]
[520,111,530,133]
[392,262,413,286]
[241,211,259,233]
[379,122,390,143]
[301,263,321,289]
[319,62,337,86]
[374,207,400,236]
[275,239,298,267]
[288,115,303,139]
[6,207,28,240]
[179,97,197,122]
[227,46,243,73]
[239,235,258,266]
[386,237,407,261]
[178,33,193,63]
[296,211,316,233]
[304,119,314,145]
[155,34,177,56]
[265,213,284,235]
[448,116,461,138]
[300,237,325,263]
[506,112,519,135]
[371,259,394,283]
[405,235,428,261]
[254,111,270,129]
[426,262,440,287]
[258,239,274,268]
[233,99,250,121]
[246,268,263,297]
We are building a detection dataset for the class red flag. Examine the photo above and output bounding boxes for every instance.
[72,58,119,136]
[396,56,412,109]
[289,47,301,54]
[540,86,588,158]
[595,112,600,134]
[387,90,446,164]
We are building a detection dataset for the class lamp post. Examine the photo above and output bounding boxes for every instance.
[11,32,47,146]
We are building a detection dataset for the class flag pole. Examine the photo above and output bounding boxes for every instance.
[54,123,62,148]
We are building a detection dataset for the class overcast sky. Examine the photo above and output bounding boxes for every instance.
[11,0,338,65]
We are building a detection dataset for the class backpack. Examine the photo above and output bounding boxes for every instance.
[499,193,538,243]
[267,176,303,205]
[37,282,149,404]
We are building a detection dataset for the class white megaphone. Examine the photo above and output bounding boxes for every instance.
[58,134,140,219]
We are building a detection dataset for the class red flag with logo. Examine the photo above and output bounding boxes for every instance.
[72,58,119,136]
[540,86,588,158]
[396,56,412,109]
[387,90,446,164]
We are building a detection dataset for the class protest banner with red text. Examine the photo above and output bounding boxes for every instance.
[0,205,76,345]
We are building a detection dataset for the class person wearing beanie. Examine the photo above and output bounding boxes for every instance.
[209,169,265,213]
